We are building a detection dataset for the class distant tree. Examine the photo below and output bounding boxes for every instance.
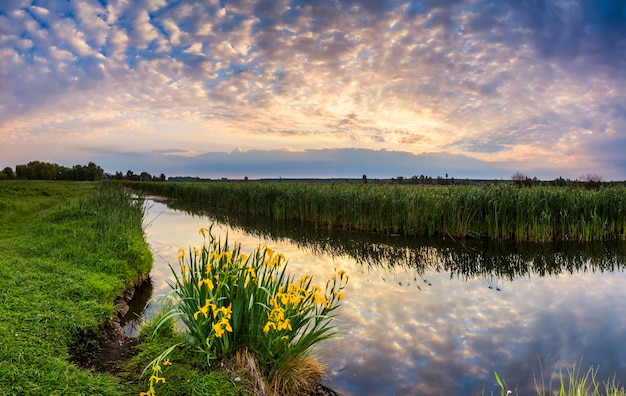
[552,176,568,187]
[12,161,106,180]
[28,161,59,179]
[69,164,87,180]
[126,170,139,181]
[511,171,531,188]
[362,174,367,184]
[579,173,604,190]
[15,164,33,179]
[140,171,152,181]
[2,167,15,180]
[86,162,104,180]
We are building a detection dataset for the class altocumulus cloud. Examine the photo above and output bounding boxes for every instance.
[1,0,626,179]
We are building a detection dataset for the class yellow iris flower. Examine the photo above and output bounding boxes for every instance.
[277,319,292,331]
[212,318,233,338]
[194,304,209,319]
[313,293,327,306]
[149,375,166,384]
[263,321,276,333]
[198,278,214,291]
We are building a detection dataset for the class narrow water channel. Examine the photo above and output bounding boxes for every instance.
[133,198,626,395]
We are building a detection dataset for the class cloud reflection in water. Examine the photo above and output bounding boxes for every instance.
[142,199,626,395]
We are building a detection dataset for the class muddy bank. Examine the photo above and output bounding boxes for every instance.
[69,274,152,374]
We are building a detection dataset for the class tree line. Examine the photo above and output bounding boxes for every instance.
[1,161,103,181]
[0,161,167,182]
[109,170,167,182]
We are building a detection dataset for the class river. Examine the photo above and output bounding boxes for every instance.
[126,198,626,395]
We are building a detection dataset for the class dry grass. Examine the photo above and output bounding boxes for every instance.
[268,354,325,396]
[227,348,268,396]
[225,349,326,396]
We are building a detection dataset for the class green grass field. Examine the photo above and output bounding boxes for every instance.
[0,181,151,394]
[0,181,244,395]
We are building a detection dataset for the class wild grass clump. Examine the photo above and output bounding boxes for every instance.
[535,363,626,396]
[141,225,348,395]
[493,361,626,396]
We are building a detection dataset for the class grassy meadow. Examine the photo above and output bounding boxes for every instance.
[122,181,626,242]
[0,181,244,395]
[0,181,148,394]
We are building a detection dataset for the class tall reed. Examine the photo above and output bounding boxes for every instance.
[120,181,626,242]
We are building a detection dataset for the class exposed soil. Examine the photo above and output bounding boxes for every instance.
[69,274,150,374]
[69,317,138,374]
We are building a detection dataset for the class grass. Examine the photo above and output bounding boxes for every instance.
[119,181,626,242]
[493,360,626,396]
[0,180,311,396]
[0,181,151,394]
[533,361,626,396]
[122,313,247,395]
[0,181,243,395]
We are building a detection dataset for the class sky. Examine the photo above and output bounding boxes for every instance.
[1,0,626,180]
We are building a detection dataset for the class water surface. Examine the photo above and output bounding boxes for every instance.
[138,198,626,395]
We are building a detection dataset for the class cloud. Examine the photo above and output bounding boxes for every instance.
[0,0,29,14]
[2,0,626,179]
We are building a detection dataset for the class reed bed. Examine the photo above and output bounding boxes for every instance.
[121,181,626,242]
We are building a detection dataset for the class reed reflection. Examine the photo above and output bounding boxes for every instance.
[166,199,626,283]
[151,199,626,395]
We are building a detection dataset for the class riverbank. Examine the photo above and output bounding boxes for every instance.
[0,181,152,394]
[0,181,250,395]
